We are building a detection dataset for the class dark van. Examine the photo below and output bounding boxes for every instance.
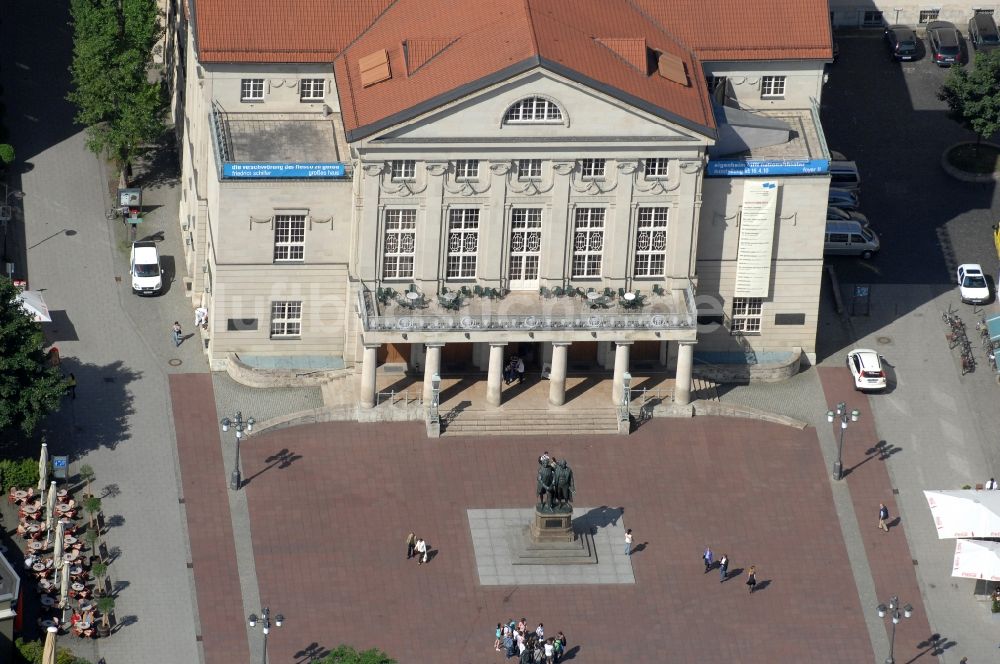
[969,13,1000,51]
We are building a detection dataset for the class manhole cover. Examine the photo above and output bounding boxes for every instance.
[168,359,182,366]
[876,336,893,345]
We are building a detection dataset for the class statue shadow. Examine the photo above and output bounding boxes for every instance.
[574,506,625,535]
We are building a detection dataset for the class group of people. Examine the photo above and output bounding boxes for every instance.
[702,546,758,594]
[405,532,429,565]
[495,619,567,663]
[503,356,525,385]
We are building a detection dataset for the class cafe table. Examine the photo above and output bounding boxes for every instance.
[40,595,55,607]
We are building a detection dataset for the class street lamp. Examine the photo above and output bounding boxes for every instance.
[826,401,859,481]
[248,606,284,664]
[876,595,913,664]
[220,411,255,490]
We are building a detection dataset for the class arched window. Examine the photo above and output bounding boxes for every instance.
[503,96,563,124]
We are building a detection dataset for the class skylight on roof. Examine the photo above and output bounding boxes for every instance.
[359,49,391,87]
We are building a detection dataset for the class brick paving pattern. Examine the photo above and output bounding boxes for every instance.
[171,374,249,664]
[818,367,936,663]
[240,418,873,663]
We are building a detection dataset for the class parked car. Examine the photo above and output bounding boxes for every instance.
[829,160,861,191]
[884,25,918,60]
[827,206,869,226]
[968,13,1000,52]
[130,241,163,295]
[828,188,860,211]
[957,263,991,304]
[825,220,880,259]
[927,21,964,66]
[847,349,887,391]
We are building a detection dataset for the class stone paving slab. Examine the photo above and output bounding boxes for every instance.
[240,418,873,663]
[211,372,323,423]
[468,508,634,585]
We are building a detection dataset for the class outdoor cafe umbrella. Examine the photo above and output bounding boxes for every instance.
[15,290,52,322]
[952,538,1000,582]
[59,558,70,610]
[44,481,56,546]
[923,490,1000,538]
[38,443,49,492]
[52,521,64,572]
[41,625,58,664]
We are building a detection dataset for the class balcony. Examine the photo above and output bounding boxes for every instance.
[357,283,698,344]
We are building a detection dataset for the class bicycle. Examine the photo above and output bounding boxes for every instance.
[962,354,976,375]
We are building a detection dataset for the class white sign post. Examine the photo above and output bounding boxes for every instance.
[734,181,779,298]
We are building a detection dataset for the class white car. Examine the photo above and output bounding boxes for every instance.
[847,349,887,391]
[130,241,163,295]
[957,264,990,304]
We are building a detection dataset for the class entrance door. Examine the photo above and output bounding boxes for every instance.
[377,343,411,366]
[508,208,541,290]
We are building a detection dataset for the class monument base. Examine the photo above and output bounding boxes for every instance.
[507,509,598,565]
[530,509,574,542]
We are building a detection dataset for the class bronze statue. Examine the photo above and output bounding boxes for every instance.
[536,459,555,511]
[552,459,575,511]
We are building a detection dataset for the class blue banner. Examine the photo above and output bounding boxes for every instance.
[706,159,829,177]
[223,162,347,179]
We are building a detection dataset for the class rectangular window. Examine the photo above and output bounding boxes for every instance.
[300,78,325,101]
[454,160,479,182]
[918,10,939,23]
[580,158,606,180]
[864,10,885,27]
[633,208,668,277]
[270,301,302,338]
[645,158,669,179]
[240,78,264,102]
[390,160,416,181]
[273,215,306,262]
[731,297,763,335]
[446,209,479,279]
[976,9,995,16]
[518,159,542,180]
[760,76,786,99]
[382,209,417,279]
[572,208,605,277]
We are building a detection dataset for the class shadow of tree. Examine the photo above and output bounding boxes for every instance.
[294,642,331,663]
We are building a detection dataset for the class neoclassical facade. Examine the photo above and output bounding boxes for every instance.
[178,0,834,409]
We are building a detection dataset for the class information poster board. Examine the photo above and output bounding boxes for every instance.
[734,181,779,298]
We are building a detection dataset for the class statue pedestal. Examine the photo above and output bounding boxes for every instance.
[507,508,598,565]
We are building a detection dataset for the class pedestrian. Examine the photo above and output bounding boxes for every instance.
[554,632,566,662]
[535,623,544,640]
[519,645,533,664]
[746,565,757,594]
[405,532,416,559]
[624,528,633,556]
[515,356,526,383]
[878,503,890,532]
[194,306,209,329]
[172,321,183,347]
[719,553,729,582]
[66,373,76,400]
[543,637,555,664]
[495,622,503,652]
[703,545,714,573]
[987,477,998,490]
[416,537,429,564]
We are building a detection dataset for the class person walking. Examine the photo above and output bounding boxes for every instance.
[495,623,503,653]
[66,373,76,400]
[172,321,183,347]
[514,356,526,384]
[405,532,416,560]
[703,545,714,573]
[718,553,729,582]
[878,503,890,532]
[415,537,428,564]
[543,638,555,664]
[624,529,633,556]
[746,565,757,594]
[987,477,998,490]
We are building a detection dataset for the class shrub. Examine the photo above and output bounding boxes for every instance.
[0,143,13,165]
[992,596,1000,613]
[0,458,40,493]
[14,636,94,664]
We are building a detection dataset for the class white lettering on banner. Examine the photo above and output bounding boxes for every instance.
[734,181,778,298]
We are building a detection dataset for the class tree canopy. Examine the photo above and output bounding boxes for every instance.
[0,279,66,435]
[316,645,396,664]
[67,0,164,168]
[938,49,1000,143]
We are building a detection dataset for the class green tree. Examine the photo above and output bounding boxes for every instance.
[938,49,1000,156]
[67,0,164,175]
[317,645,396,664]
[0,279,66,435]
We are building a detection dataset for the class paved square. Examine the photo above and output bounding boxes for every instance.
[239,418,876,663]
[468,507,635,585]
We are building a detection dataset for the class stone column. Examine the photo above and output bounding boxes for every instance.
[675,341,695,406]
[487,342,507,406]
[422,343,444,404]
[360,344,380,408]
[611,341,632,405]
[548,342,570,407]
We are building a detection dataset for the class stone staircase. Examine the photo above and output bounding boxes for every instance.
[692,376,720,402]
[440,407,620,436]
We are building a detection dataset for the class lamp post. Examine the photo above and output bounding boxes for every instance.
[220,411,255,491]
[826,401,859,481]
[248,606,283,664]
[876,595,913,664]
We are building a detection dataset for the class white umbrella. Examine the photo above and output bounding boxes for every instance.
[952,538,1000,581]
[44,481,56,546]
[924,490,1000,538]
[16,290,52,322]
[38,443,49,492]
[59,558,70,609]
[41,625,58,664]
[52,521,64,572]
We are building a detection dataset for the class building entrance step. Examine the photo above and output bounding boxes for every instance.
[440,407,619,436]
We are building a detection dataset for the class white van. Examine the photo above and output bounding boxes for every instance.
[829,161,861,192]
[130,241,163,295]
[825,220,879,259]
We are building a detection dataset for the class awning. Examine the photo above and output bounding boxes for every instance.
[15,290,51,322]
[952,538,1000,581]
[986,313,1000,343]
[924,490,1000,538]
